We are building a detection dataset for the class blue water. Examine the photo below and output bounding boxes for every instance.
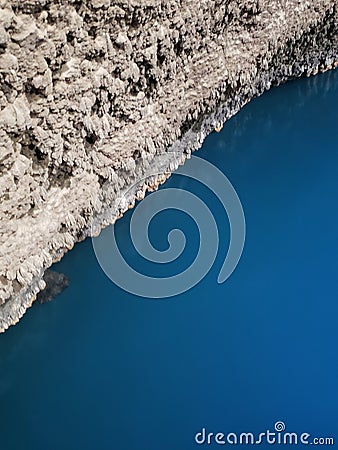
[1,69,337,450]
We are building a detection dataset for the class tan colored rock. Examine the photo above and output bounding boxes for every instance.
[11,154,31,178]
[0,0,337,331]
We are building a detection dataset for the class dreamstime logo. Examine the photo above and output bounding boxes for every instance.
[194,421,335,446]
[92,155,246,298]
[274,422,286,433]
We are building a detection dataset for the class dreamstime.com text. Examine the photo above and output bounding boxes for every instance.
[194,422,334,446]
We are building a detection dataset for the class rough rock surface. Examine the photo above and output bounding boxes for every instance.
[0,0,337,331]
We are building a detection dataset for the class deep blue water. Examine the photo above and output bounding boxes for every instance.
[0,69,337,450]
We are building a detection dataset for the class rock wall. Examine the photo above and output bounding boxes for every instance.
[0,0,337,331]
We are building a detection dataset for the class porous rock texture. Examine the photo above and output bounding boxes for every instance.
[0,0,337,331]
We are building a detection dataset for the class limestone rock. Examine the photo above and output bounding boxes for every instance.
[0,0,337,331]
